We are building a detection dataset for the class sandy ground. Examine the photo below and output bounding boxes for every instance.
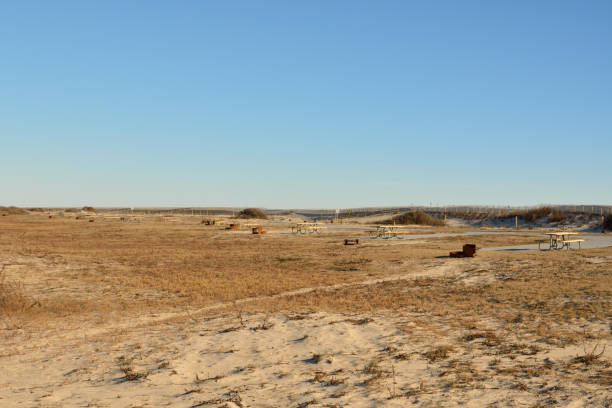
[1,214,611,407]
[2,309,611,408]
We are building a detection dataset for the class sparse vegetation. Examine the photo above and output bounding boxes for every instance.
[81,206,96,212]
[0,206,28,215]
[448,206,577,225]
[0,265,31,315]
[362,360,390,386]
[383,210,444,226]
[0,214,610,407]
[422,345,454,362]
[569,344,607,366]
[511,206,568,223]
[193,390,243,407]
[237,208,268,219]
[313,369,346,386]
[603,214,612,231]
[116,356,149,382]
[251,315,273,331]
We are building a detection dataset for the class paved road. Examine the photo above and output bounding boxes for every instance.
[282,226,612,250]
[483,234,612,251]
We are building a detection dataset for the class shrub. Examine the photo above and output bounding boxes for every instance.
[384,210,444,226]
[237,208,268,219]
[547,208,567,223]
[0,206,28,215]
[82,206,96,212]
[509,207,568,223]
[603,215,612,231]
[0,267,30,314]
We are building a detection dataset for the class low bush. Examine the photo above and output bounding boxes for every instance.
[0,206,28,215]
[603,214,612,231]
[508,207,569,223]
[237,208,268,219]
[0,268,30,315]
[384,210,444,226]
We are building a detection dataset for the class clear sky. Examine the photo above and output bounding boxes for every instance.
[1,1,610,208]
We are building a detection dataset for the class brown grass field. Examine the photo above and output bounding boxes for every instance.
[0,213,610,407]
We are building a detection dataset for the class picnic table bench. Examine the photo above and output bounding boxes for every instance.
[539,232,585,250]
[369,225,408,239]
[292,223,325,234]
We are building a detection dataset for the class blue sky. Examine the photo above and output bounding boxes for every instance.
[1,1,610,208]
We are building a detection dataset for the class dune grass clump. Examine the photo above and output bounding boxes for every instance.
[512,206,568,223]
[0,206,28,215]
[603,215,612,231]
[0,267,30,315]
[384,210,444,226]
[237,208,268,219]
[602,214,612,230]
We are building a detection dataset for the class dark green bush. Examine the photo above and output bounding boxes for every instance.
[603,215,612,231]
[237,208,268,219]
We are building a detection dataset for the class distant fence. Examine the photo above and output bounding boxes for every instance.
[325,205,612,220]
[41,205,612,219]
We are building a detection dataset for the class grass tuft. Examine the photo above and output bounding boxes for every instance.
[570,344,607,366]
[0,206,28,215]
[383,210,444,226]
[0,265,34,316]
[423,345,454,362]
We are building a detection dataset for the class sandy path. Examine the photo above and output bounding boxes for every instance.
[75,261,470,341]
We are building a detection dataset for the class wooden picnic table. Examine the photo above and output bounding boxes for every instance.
[370,225,409,239]
[539,232,585,250]
[291,223,325,234]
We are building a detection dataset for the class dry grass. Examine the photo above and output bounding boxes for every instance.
[0,265,32,315]
[116,356,150,383]
[383,210,444,226]
[0,216,532,326]
[422,345,454,362]
[241,250,612,348]
[512,206,568,223]
[454,206,571,223]
[0,214,610,406]
[0,215,609,345]
[0,206,28,215]
[569,344,607,366]
[361,359,391,386]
